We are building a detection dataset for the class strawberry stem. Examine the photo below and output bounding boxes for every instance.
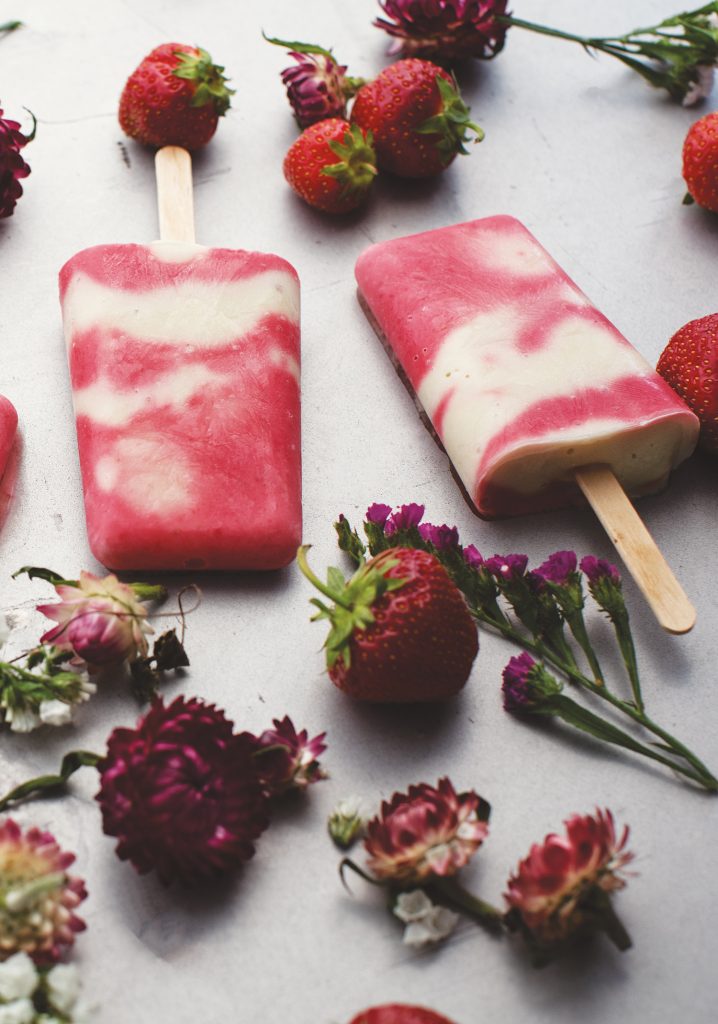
[297,545,351,608]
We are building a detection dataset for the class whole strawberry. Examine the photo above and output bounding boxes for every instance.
[298,545,478,702]
[283,118,377,213]
[349,1006,457,1024]
[350,58,483,178]
[683,111,718,212]
[657,313,718,453]
[119,43,233,150]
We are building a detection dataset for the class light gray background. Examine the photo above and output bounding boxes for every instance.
[0,2,716,1021]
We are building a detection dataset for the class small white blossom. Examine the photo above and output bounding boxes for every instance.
[0,999,35,1024]
[334,795,365,819]
[682,64,715,106]
[0,954,38,1001]
[393,889,434,923]
[402,905,459,948]
[39,699,74,727]
[4,705,41,733]
[45,963,81,1015]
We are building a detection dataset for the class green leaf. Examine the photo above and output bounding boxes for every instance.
[262,32,334,59]
[12,566,77,587]
[0,750,101,812]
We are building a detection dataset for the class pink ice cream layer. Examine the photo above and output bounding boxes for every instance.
[59,241,301,570]
[355,216,699,518]
[0,396,18,478]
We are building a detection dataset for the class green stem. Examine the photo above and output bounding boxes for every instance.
[129,582,168,602]
[564,609,604,686]
[296,545,352,609]
[612,611,644,712]
[0,20,21,33]
[476,609,717,790]
[0,750,101,812]
[430,875,504,935]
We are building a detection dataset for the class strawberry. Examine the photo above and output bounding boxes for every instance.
[298,545,478,702]
[349,1005,457,1024]
[657,313,718,453]
[350,58,483,178]
[682,112,718,212]
[283,118,377,213]
[119,43,233,150]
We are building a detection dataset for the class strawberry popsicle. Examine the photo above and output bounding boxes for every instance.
[355,215,699,519]
[59,240,301,571]
[0,396,17,479]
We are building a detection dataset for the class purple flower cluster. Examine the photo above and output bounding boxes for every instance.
[580,556,621,587]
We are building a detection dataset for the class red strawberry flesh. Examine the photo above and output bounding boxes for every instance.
[657,313,718,453]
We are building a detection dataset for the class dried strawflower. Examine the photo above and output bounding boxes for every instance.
[505,808,634,964]
[0,819,86,963]
[0,105,32,219]
[96,696,270,884]
[265,36,365,127]
[38,571,155,669]
[247,715,327,796]
[364,778,489,884]
[374,0,509,61]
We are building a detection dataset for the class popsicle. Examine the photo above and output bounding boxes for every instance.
[0,396,17,478]
[59,147,301,571]
[355,215,699,632]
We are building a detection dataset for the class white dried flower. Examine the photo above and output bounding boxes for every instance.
[682,64,715,106]
[45,963,81,1015]
[393,889,434,923]
[0,954,37,1001]
[0,999,34,1024]
[38,699,74,727]
[402,904,459,948]
[4,705,41,734]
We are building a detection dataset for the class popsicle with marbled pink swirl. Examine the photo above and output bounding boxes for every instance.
[355,215,698,519]
[59,241,301,570]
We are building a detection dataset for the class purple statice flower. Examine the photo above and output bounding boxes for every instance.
[501,653,562,714]
[463,544,484,569]
[534,551,578,586]
[366,502,393,527]
[384,502,425,534]
[485,554,529,582]
[281,50,350,128]
[580,556,621,587]
[501,652,536,712]
[418,522,459,551]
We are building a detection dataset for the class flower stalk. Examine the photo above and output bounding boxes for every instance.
[336,505,717,792]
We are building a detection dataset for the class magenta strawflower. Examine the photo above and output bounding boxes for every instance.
[38,571,153,669]
[0,818,87,963]
[364,777,489,884]
[505,808,633,960]
[281,50,351,127]
[248,715,327,796]
[374,0,510,60]
[96,696,270,884]
[0,105,32,219]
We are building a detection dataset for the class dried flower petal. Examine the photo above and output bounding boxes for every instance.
[247,715,327,796]
[374,0,510,61]
[96,696,270,884]
[364,777,489,884]
[0,106,31,219]
[0,819,87,964]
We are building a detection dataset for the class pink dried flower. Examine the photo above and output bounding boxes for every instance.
[366,503,393,527]
[462,544,484,568]
[374,0,510,61]
[533,550,578,586]
[418,522,459,550]
[96,696,270,885]
[0,105,32,219]
[281,50,351,128]
[485,554,528,582]
[580,556,621,587]
[364,777,489,884]
[248,715,327,796]
[38,571,153,669]
[385,502,425,534]
[0,818,87,964]
[505,808,633,954]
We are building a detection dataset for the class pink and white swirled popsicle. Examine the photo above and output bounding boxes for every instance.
[355,215,698,518]
[59,241,301,570]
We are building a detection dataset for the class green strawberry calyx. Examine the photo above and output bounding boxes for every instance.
[297,545,407,670]
[418,74,485,164]
[172,47,235,116]
[322,124,378,199]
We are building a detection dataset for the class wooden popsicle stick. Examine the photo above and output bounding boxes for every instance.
[155,145,195,243]
[574,464,695,634]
